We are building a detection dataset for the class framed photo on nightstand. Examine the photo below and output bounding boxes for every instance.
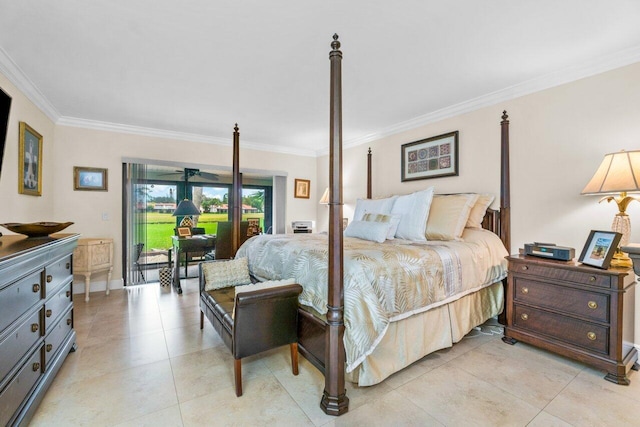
[578,230,621,269]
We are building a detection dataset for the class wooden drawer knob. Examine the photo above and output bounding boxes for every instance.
[46,309,52,318]
[46,275,53,283]
[521,313,529,320]
[521,287,529,294]
[67,318,72,326]
[587,332,597,341]
[31,323,39,333]
[32,362,40,372]
[32,284,40,293]
[66,262,70,269]
[66,290,71,298]
[588,301,598,309]
[46,344,53,352]
[521,265,528,271]
[589,276,596,282]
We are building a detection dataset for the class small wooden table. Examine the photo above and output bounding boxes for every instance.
[170,235,215,294]
[73,238,114,302]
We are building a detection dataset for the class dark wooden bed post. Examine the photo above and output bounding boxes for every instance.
[232,124,241,254]
[500,111,511,254]
[321,34,349,416]
[367,147,372,199]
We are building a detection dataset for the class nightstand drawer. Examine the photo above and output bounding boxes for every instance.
[514,278,609,322]
[511,262,611,288]
[513,305,609,354]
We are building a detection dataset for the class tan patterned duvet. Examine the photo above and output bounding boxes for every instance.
[236,228,507,373]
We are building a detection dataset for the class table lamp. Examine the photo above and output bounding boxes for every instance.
[173,199,201,228]
[319,187,330,205]
[581,150,640,268]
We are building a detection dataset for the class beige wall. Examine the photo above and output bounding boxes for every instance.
[317,62,640,254]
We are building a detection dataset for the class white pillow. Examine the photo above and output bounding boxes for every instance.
[466,193,495,229]
[362,212,401,240]
[353,196,398,222]
[344,220,390,243]
[390,187,435,241]
[203,258,251,291]
[426,194,479,241]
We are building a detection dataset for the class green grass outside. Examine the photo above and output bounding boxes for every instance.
[143,213,264,251]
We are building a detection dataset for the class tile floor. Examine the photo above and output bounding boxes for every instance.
[30,278,640,426]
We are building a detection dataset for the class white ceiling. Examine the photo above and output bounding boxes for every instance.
[1,1,640,157]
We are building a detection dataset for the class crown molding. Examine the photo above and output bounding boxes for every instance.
[316,44,640,157]
[56,116,317,157]
[0,46,60,122]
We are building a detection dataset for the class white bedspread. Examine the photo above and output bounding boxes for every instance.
[236,228,507,372]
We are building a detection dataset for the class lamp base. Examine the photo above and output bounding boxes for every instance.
[180,216,193,228]
[610,250,633,269]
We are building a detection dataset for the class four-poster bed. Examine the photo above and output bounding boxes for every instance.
[224,35,511,416]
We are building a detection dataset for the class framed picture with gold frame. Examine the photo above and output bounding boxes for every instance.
[18,122,43,196]
[294,179,310,199]
[177,227,192,238]
[74,166,108,191]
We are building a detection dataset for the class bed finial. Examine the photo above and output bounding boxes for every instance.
[501,110,509,122]
[234,123,239,132]
[331,33,341,51]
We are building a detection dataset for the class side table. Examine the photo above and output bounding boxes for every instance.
[73,238,114,302]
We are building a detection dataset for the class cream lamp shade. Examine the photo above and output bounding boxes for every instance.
[581,150,640,268]
[319,187,330,205]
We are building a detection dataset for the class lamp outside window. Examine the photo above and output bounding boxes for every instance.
[581,150,640,268]
[173,199,201,228]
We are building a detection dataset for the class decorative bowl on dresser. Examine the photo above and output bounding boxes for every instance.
[503,254,638,385]
[0,233,79,426]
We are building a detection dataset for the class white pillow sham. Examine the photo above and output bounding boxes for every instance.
[344,220,390,243]
[390,187,435,241]
[353,196,398,222]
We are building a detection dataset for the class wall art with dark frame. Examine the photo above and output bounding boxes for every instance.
[578,230,622,269]
[74,166,108,191]
[18,121,43,196]
[401,131,459,182]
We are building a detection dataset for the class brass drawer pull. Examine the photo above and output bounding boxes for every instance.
[521,313,529,320]
[66,290,71,298]
[46,344,53,352]
[66,262,70,269]
[46,275,53,283]
[67,318,72,326]
[32,362,40,372]
[588,301,598,309]
[522,265,528,271]
[32,284,40,293]
[31,323,39,333]
[521,287,529,294]
[587,332,597,341]
[589,276,596,282]
[46,309,52,317]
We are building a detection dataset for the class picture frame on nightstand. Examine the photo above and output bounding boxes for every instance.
[578,230,621,269]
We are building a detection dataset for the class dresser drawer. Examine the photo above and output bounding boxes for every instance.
[513,278,609,323]
[0,271,43,333]
[0,309,42,386]
[0,345,43,427]
[44,308,73,368]
[513,305,609,354]
[44,255,72,296]
[511,262,612,288]
[44,282,73,332]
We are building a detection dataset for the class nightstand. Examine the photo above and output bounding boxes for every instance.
[503,254,638,385]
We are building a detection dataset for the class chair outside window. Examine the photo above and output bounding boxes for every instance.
[133,242,145,282]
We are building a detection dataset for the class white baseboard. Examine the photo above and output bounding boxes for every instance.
[72,277,124,295]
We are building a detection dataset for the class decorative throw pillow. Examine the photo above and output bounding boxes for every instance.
[352,196,398,222]
[466,193,495,228]
[426,193,479,241]
[203,258,251,291]
[344,220,390,243]
[390,187,435,241]
[362,212,401,240]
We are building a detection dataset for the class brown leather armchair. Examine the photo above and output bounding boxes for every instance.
[199,261,303,396]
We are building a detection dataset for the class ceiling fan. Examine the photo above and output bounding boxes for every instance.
[158,167,219,182]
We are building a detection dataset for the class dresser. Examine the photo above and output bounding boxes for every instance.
[0,233,78,426]
[503,254,637,384]
[73,237,113,302]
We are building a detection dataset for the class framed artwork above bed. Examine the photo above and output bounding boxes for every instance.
[401,131,459,182]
